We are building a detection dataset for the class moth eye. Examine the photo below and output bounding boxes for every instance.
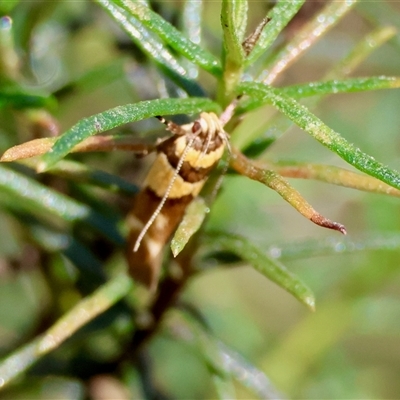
[192,120,201,133]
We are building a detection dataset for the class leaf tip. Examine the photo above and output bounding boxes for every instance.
[36,160,48,173]
[305,296,316,312]
[171,240,183,258]
[310,214,347,235]
[0,152,10,162]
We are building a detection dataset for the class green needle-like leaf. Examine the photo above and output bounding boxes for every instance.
[280,76,400,99]
[182,0,203,78]
[171,197,209,257]
[0,274,133,389]
[272,160,400,198]
[245,0,304,67]
[259,0,357,84]
[0,89,56,109]
[38,97,220,171]
[326,26,397,80]
[239,29,397,155]
[116,0,221,77]
[220,0,247,98]
[0,165,123,244]
[239,76,400,111]
[270,233,400,261]
[204,232,316,310]
[95,0,204,95]
[238,82,400,191]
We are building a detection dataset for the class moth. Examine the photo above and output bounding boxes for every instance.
[126,103,237,291]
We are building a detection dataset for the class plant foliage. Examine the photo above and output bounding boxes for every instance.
[1,1,400,398]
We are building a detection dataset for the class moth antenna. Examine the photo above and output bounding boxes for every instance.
[133,133,198,252]
[156,116,188,136]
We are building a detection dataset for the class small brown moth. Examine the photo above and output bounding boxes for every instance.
[126,102,237,291]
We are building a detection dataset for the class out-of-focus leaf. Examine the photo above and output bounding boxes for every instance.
[259,0,357,84]
[3,157,139,195]
[358,2,400,51]
[171,197,209,257]
[351,297,400,336]
[48,160,139,195]
[238,83,400,191]
[0,165,123,244]
[266,233,400,261]
[262,301,352,392]
[0,0,20,13]
[244,0,304,66]
[95,0,205,95]
[217,341,284,400]
[0,273,134,389]
[203,232,316,310]
[280,76,400,99]
[115,0,221,77]
[0,89,56,109]
[239,77,400,125]
[0,16,19,77]
[213,375,237,400]
[266,160,400,197]
[27,223,106,283]
[38,97,220,171]
[239,28,398,155]
[326,26,397,80]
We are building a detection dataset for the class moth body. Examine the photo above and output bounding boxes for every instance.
[126,112,227,290]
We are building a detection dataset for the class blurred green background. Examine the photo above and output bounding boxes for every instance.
[1,1,400,399]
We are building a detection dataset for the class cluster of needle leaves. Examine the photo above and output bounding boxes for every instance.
[1,0,400,398]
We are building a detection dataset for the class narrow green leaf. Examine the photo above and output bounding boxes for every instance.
[179,310,284,399]
[39,97,220,171]
[358,1,400,52]
[182,0,202,45]
[238,82,400,191]
[213,375,237,400]
[0,165,124,244]
[0,16,19,78]
[352,297,400,335]
[0,89,56,109]
[326,26,397,80]
[0,273,133,389]
[270,233,400,261]
[220,0,247,97]
[245,0,304,66]
[27,159,139,195]
[217,342,284,400]
[181,0,203,79]
[263,301,352,391]
[27,224,106,282]
[171,197,209,257]
[280,76,400,99]
[239,77,400,112]
[116,0,221,77]
[259,0,357,84]
[239,30,397,155]
[272,160,400,197]
[95,0,204,95]
[204,232,316,310]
